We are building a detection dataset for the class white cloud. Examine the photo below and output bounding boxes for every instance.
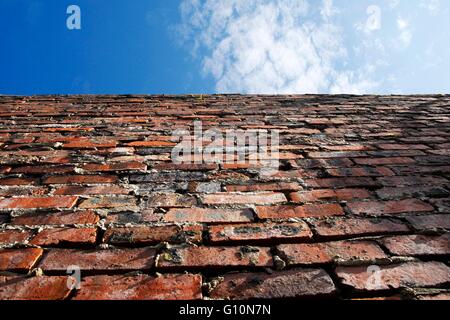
[178,0,377,94]
[420,0,440,14]
[397,17,412,47]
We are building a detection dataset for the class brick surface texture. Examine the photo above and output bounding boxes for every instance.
[0,94,449,300]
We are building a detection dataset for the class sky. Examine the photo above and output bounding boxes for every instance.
[1,0,449,95]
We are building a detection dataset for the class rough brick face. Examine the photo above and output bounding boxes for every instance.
[30,228,97,246]
[11,210,99,226]
[0,248,43,271]
[164,208,254,223]
[0,196,78,210]
[202,192,287,205]
[347,199,434,216]
[256,204,344,219]
[381,234,450,256]
[0,276,72,300]
[0,230,33,245]
[74,274,202,300]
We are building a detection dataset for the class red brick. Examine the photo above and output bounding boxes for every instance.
[225,182,301,192]
[54,185,129,196]
[290,189,370,203]
[11,165,74,174]
[347,199,434,216]
[79,196,138,210]
[0,166,12,174]
[103,225,202,245]
[164,208,254,224]
[0,248,43,271]
[304,177,379,189]
[336,262,450,291]
[43,175,118,184]
[308,151,367,158]
[0,230,33,245]
[82,162,146,172]
[209,269,336,299]
[376,186,450,200]
[327,167,394,177]
[406,214,450,230]
[354,157,415,165]
[208,221,312,244]
[11,210,99,226]
[74,274,202,300]
[146,193,197,208]
[0,196,78,210]
[63,138,117,149]
[39,248,156,272]
[30,228,97,246]
[311,218,409,239]
[377,176,448,187]
[0,276,72,300]
[0,186,48,197]
[156,246,273,270]
[381,234,450,256]
[202,192,287,205]
[256,204,344,219]
[277,241,387,265]
[154,163,218,171]
[0,177,37,186]
[378,144,429,150]
[127,141,176,147]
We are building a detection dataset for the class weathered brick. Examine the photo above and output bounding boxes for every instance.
[0,276,72,300]
[256,204,344,219]
[0,248,43,271]
[377,176,448,187]
[225,182,301,192]
[74,274,202,300]
[296,158,354,169]
[187,181,221,193]
[30,228,97,246]
[277,241,387,266]
[79,196,138,210]
[311,218,409,239]
[106,211,160,224]
[0,186,48,197]
[347,199,434,216]
[43,175,118,184]
[0,196,78,210]
[156,246,273,270]
[209,269,336,299]
[82,162,146,172]
[406,214,450,230]
[381,234,450,256]
[0,177,38,186]
[11,165,74,174]
[54,185,129,196]
[304,177,379,189]
[39,248,156,272]
[208,221,312,244]
[11,210,99,226]
[327,167,394,177]
[164,208,254,224]
[103,225,202,245]
[63,138,117,149]
[0,230,33,245]
[127,141,176,147]
[145,193,197,208]
[290,189,370,203]
[378,144,429,150]
[202,192,287,205]
[336,262,450,291]
[155,163,218,171]
[376,186,450,200]
[354,157,415,165]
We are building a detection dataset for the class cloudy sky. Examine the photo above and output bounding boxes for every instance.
[1,0,449,94]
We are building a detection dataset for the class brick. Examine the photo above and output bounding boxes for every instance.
[63,138,117,149]
[30,228,97,246]
[277,241,387,266]
[208,221,312,244]
[79,196,138,210]
[0,276,72,300]
[106,211,160,224]
[378,144,429,150]
[336,262,450,291]
[406,214,450,230]
[225,182,301,192]
[376,186,450,200]
[82,162,146,172]
[0,196,78,210]
[103,225,202,245]
[43,175,118,184]
[0,177,37,186]
[297,158,354,169]
[54,185,129,195]
[347,199,434,216]
[145,193,197,208]
[290,189,370,203]
[11,165,74,174]
[11,210,99,226]
[354,157,415,165]
[164,208,254,224]
[377,176,448,187]
[74,274,202,300]
[209,269,336,299]
[0,186,48,197]
[381,234,450,256]
[39,248,156,272]
[127,141,176,147]
[308,151,367,158]
[0,230,33,245]
[256,204,344,219]
[311,218,409,239]
[304,177,379,189]
[0,248,43,271]
[327,167,394,177]
[202,192,287,205]
[156,246,273,270]
[154,163,218,171]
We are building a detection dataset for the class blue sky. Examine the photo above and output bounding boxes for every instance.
[1,0,449,95]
